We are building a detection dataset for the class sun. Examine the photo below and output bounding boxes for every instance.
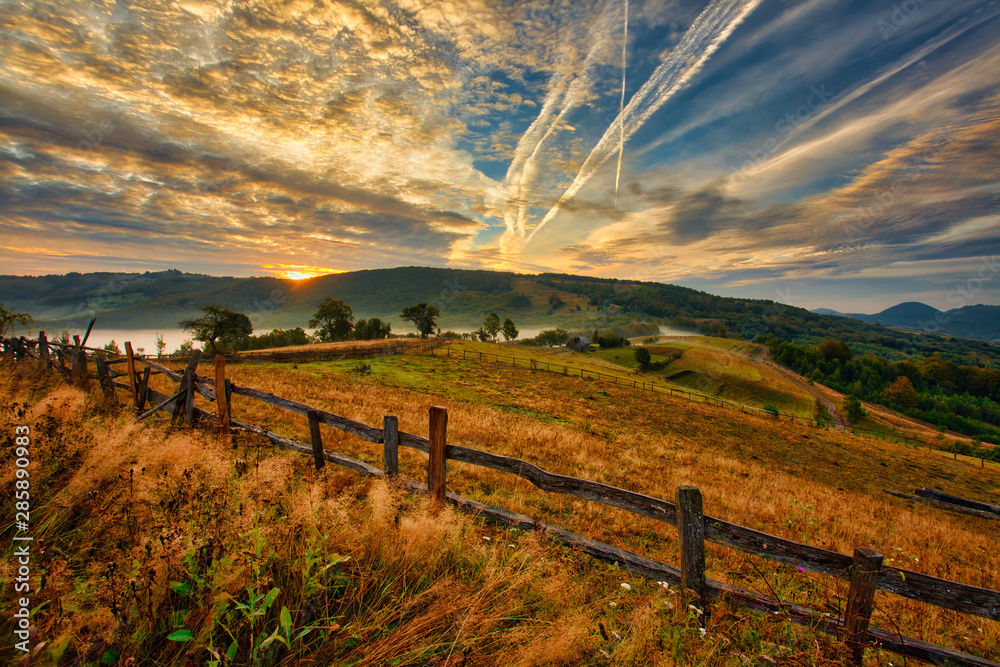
[264,264,344,280]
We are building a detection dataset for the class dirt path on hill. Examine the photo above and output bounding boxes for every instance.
[762,354,846,431]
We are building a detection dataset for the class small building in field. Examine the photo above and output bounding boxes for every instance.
[566,336,591,352]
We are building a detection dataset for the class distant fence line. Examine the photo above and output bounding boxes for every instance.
[0,332,979,456]
[419,345,942,449]
[4,334,999,667]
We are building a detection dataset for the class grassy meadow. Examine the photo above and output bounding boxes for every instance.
[1,339,998,665]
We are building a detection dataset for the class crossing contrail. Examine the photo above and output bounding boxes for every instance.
[499,3,620,254]
[520,0,764,250]
[614,0,629,206]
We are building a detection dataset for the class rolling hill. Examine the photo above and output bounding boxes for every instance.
[2,267,999,369]
[813,301,1000,342]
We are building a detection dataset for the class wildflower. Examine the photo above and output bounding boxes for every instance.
[699,627,706,637]
[688,604,703,616]
[482,536,491,541]
[609,602,617,607]
[620,583,631,591]
[796,566,806,573]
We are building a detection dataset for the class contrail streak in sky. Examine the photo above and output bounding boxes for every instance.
[614,0,629,206]
[498,4,618,254]
[520,0,764,250]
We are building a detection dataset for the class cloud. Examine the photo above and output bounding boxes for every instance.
[0,0,997,312]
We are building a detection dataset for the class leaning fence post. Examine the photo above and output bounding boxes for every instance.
[676,486,707,613]
[214,355,229,434]
[428,406,448,505]
[136,367,151,413]
[844,547,883,665]
[125,342,138,408]
[71,335,82,383]
[94,359,118,405]
[306,409,325,471]
[383,415,399,477]
[38,331,49,366]
[184,369,195,426]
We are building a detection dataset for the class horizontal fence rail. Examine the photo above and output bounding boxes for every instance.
[420,345,937,448]
[5,336,999,666]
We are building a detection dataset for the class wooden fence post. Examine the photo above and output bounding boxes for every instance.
[428,406,448,505]
[171,377,187,425]
[184,369,196,426]
[71,335,82,383]
[38,331,49,366]
[125,342,138,408]
[677,486,707,613]
[383,415,399,477]
[307,409,325,471]
[136,367,151,413]
[844,548,883,665]
[214,355,229,434]
[94,359,118,405]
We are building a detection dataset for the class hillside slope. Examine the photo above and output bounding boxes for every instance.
[2,349,998,665]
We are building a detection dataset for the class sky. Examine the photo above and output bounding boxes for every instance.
[1,0,998,313]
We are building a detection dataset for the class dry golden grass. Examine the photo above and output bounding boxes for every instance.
[5,350,996,665]
[154,350,1000,661]
[233,337,430,355]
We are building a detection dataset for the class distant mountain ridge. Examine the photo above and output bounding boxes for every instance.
[2,268,998,366]
[812,301,999,342]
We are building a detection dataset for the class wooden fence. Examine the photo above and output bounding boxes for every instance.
[5,333,1000,666]
[223,340,442,364]
[420,345,955,451]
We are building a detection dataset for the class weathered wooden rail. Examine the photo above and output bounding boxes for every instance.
[6,336,1000,666]
[421,345,945,450]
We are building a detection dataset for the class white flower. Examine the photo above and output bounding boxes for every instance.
[482,536,491,541]
[609,602,617,607]
[620,583,632,591]
[688,604,703,616]
[699,628,706,637]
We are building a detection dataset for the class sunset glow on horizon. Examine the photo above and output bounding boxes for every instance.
[264,265,345,281]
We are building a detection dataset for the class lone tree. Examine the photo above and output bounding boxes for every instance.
[535,328,569,346]
[843,395,866,424]
[818,338,853,363]
[886,376,919,408]
[180,304,252,353]
[0,303,33,337]
[483,312,501,342]
[400,303,440,338]
[310,298,354,342]
[634,346,651,369]
[354,317,391,340]
[501,317,518,343]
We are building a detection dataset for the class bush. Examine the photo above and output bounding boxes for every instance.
[634,347,651,369]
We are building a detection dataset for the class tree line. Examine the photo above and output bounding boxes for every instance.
[176,299,451,353]
[762,334,1000,448]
